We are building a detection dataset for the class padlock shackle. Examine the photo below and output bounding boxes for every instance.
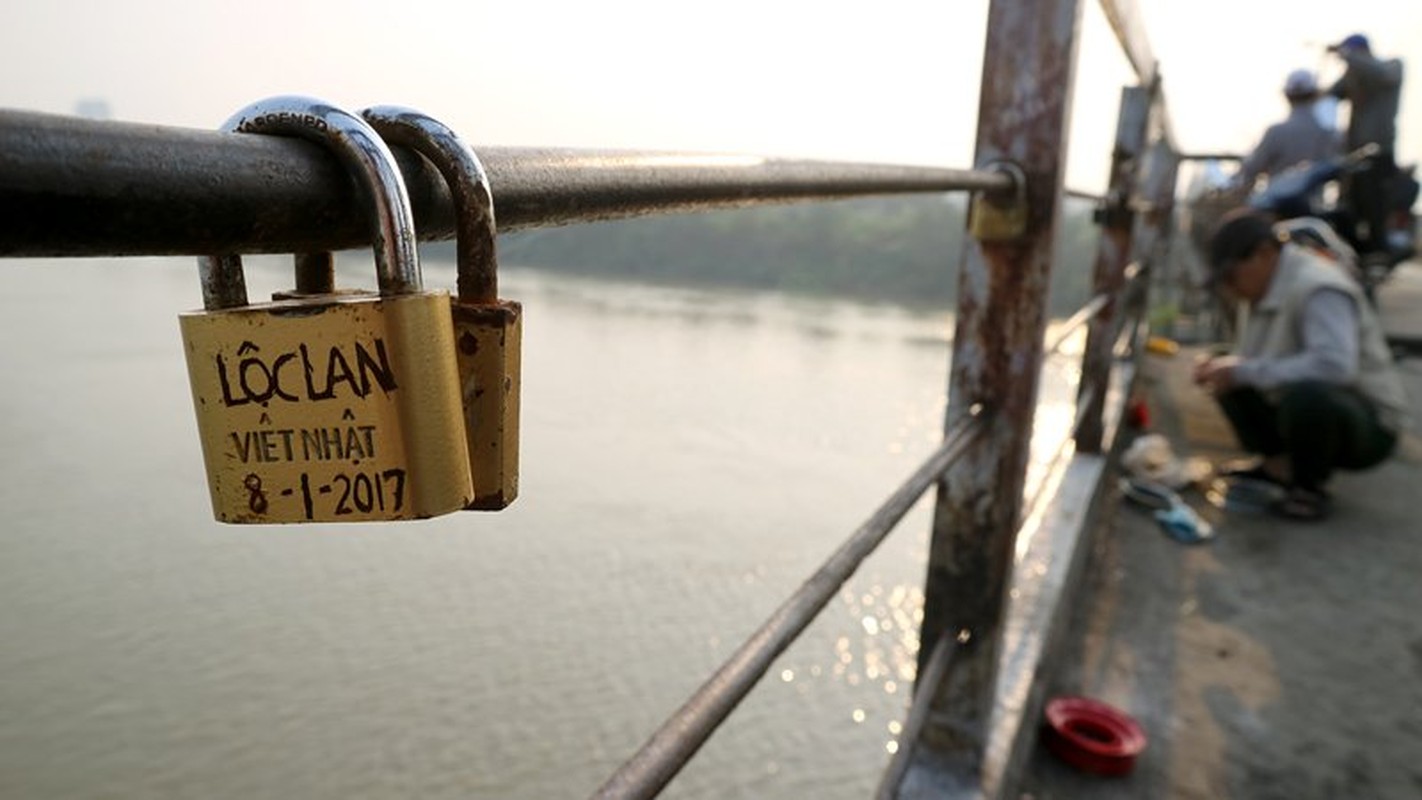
[360,106,498,305]
[980,160,1026,208]
[198,96,422,310]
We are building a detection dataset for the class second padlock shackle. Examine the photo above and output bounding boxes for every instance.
[199,95,422,310]
[359,105,498,305]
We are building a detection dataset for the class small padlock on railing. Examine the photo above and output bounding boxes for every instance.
[361,106,522,510]
[967,161,1029,241]
[178,96,474,523]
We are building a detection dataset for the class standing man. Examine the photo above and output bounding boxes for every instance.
[1195,210,1410,520]
[1327,33,1404,256]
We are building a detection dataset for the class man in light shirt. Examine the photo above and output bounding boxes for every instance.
[1235,69,1339,192]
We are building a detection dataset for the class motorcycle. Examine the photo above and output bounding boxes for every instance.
[1248,144,1419,299]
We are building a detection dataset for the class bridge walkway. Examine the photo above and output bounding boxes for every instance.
[1017,262,1422,799]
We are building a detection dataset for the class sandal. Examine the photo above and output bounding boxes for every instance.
[1272,486,1332,521]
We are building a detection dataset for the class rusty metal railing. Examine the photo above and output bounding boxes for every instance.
[0,0,1184,796]
[593,412,986,800]
[872,633,959,800]
[0,101,1020,799]
[0,109,1009,258]
[1045,293,1113,355]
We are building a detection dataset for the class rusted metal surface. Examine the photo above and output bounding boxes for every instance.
[0,109,1010,258]
[361,106,500,304]
[593,413,984,800]
[293,252,335,295]
[1075,85,1150,453]
[912,0,1084,782]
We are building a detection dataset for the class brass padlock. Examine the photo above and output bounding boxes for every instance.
[179,96,474,523]
[362,106,522,510]
[968,161,1029,241]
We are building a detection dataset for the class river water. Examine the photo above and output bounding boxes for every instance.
[0,255,1080,799]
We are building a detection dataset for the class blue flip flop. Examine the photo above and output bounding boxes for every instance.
[1120,478,1215,544]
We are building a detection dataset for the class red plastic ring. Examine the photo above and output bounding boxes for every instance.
[1042,696,1147,776]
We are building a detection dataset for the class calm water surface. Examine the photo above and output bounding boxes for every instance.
[0,256,1079,799]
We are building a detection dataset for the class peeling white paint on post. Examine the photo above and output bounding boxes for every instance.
[913,0,1085,781]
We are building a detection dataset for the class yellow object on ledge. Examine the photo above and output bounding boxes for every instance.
[1145,336,1181,357]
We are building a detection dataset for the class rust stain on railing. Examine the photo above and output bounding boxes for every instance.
[1076,84,1149,453]
[916,0,1085,774]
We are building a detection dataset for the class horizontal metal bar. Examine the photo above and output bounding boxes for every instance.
[1072,382,1101,437]
[0,109,1010,257]
[873,635,958,800]
[1057,262,1143,350]
[1045,292,1112,354]
[1063,187,1103,203]
[1096,0,1155,84]
[591,411,986,800]
[1178,152,1242,163]
[1048,259,1143,358]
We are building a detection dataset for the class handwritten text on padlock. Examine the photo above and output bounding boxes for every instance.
[214,339,397,406]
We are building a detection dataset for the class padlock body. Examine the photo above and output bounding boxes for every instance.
[967,194,1029,241]
[453,300,522,510]
[179,292,474,523]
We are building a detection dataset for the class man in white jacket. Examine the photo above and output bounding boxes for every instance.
[1194,210,1410,519]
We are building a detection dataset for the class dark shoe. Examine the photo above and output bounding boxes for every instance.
[1272,486,1332,521]
[1217,463,1285,483]
[1218,460,1288,487]
[1211,460,1291,485]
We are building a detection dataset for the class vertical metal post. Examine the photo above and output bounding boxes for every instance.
[916,0,1084,769]
[1136,135,1182,308]
[1118,95,1181,336]
[1075,85,1150,453]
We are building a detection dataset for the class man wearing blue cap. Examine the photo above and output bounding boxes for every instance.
[1327,33,1404,258]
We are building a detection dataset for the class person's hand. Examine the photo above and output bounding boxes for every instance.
[1190,353,1214,385]
[1193,355,1241,395]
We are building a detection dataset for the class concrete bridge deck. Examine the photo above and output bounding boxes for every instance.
[1016,262,1422,799]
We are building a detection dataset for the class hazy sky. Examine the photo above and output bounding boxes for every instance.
[3,0,1419,194]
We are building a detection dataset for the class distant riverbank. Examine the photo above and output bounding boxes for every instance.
[427,194,1102,316]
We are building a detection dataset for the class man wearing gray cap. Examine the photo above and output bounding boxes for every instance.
[1327,33,1404,256]
[1194,209,1409,519]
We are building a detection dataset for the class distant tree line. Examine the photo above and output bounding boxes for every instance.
[434,195,1104,316]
